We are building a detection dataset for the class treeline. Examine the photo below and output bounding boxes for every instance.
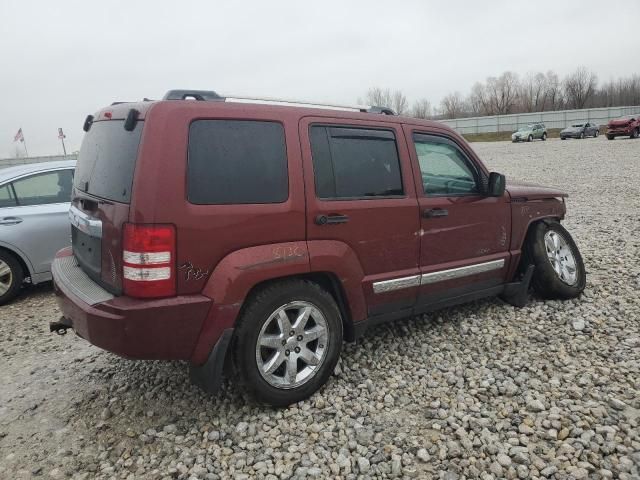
[360,67,640,120]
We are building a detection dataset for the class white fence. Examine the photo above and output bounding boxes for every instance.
[0,154,77,169]
[440,106,640,134]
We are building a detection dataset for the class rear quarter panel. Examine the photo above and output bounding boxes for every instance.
[131,102,307,297]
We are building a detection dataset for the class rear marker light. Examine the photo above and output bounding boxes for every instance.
[122,223,176,298]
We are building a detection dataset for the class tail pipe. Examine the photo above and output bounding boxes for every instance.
[50,317,72,336]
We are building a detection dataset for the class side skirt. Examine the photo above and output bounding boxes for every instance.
[352,266,534,339]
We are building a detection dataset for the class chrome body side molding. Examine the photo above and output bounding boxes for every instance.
[372,259,506,293]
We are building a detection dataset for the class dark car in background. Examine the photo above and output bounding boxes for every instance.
[606,115,640,140]
[560,122,599,140]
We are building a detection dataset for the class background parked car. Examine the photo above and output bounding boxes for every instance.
[560,122,599,140]
[511,123,547,142]
[0,160,75,304]
[606,115,640,140]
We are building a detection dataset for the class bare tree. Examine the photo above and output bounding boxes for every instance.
[468,82,491,115]
[440,92,465,119]
[563,67,598,109]
[519,72,549,112]
[361,87,408,114]
[411,99,432,119]
[545,70,563,110]
[392,91,408,115]
[599,74,640,107]
[361,87,392,108]
[486,72,520,115]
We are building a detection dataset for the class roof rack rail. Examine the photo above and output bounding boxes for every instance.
[366,106,396,115]
[161,89,396,115]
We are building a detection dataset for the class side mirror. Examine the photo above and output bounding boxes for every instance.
[487,172,506,197]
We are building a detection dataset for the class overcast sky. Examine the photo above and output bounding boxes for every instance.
[1,0,638,157]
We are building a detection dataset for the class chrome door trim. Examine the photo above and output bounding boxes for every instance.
[69,205,102,238]
[372,259,505,293]
[372,275,420,293]
[421,259,505,285]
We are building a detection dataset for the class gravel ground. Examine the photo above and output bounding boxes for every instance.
[1,137,639,480]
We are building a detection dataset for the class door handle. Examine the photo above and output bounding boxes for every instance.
[315,214,349,225]
[423,208,448,218]
[0,217,23,225]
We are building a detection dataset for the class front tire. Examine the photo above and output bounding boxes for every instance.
[0,251,24,305]
[607,134,614,140]
[594,130,599,138]
[525,221,586,299]
[542,132,547,141]
[631,128,639,139]
[527,135,533,142]
[232,279,343,406]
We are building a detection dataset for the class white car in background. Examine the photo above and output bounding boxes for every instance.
[0,160,75,304]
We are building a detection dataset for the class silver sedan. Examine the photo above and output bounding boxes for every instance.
[0,160,75,304]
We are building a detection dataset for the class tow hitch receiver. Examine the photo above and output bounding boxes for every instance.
[50,317,72,336]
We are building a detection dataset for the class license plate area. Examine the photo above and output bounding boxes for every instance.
[72,226,102,285]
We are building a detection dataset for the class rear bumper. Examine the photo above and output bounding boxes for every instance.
[52,248,212,360]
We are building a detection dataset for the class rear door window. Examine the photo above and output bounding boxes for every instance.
[12,169,74,206]
[187,120,288,204]
[74,120,143,203]
[309,126,403,199]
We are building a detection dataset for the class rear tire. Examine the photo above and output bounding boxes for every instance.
[580,132,585,139]
[0,251,24,305]
[524,221,585,300]
[542,132,547,141]
[594,130,599,137]
[527,135,533,142]
[232,279,343,407]
[607,134,614,140]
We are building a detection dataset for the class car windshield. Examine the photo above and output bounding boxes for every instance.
[517,125,534,132]
[571,124,584,128]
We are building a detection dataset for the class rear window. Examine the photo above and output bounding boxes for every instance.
[187,120,288,204]
[74,120,143,203]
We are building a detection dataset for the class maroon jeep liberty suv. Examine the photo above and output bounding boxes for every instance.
[52,90,586,406]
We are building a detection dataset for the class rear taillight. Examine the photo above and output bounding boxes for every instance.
[122,223,176,298]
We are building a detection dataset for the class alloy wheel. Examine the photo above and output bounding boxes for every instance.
[544,231,578,286]
[255,301,329,389]
[0,260,13,296]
